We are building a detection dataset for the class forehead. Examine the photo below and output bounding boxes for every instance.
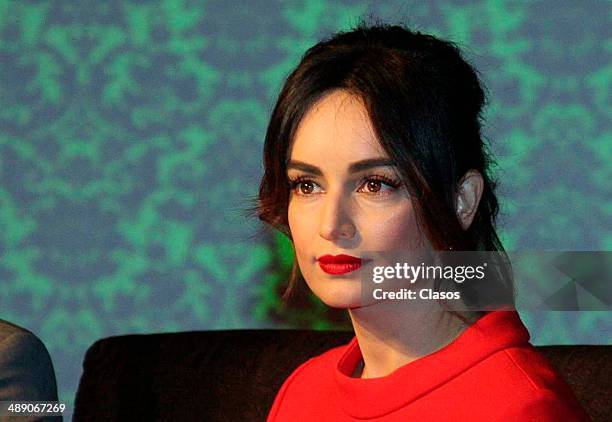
[288,90,387,163]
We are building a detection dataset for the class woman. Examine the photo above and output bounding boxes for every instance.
[256,23,590,421]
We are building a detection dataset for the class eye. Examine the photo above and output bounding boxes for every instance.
[357,175,401,195]
[288,174,402,197]
[288,176,322,196]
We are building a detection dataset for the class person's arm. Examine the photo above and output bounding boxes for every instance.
[498,388,592,422]
[266,358,314,422]
[0,329,61,421]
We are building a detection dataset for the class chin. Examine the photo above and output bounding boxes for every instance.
[319,296,360,309]
[306,280,362,309]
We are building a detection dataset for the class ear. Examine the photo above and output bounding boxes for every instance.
[455,170,484,230]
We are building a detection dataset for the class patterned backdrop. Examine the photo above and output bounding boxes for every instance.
[1,0,610,416]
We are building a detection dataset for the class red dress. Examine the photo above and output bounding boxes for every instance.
[267,311,591,421]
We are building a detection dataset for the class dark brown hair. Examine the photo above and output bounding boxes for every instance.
[252,23,514,320]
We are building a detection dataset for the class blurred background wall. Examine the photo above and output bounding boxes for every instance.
[0,0,610,417]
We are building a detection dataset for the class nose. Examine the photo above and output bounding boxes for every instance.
[318,189,356,241]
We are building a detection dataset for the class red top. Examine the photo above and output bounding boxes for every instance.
[267,311,591,421]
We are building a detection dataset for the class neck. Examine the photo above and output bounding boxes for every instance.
[348,299,480,379]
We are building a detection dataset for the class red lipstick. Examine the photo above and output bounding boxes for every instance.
[317,254,362,275]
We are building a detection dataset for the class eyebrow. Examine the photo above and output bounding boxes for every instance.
[286,158,396,175]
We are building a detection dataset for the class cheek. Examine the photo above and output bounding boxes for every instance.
[287,202,314,254]
[361,206,424,250]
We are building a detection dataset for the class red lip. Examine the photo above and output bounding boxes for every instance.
[318,254,362,264]
[317,254,362,275]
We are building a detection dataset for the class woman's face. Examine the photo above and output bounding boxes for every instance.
[286,90,429,309]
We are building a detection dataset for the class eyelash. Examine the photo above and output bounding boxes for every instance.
[287,174,402,196]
